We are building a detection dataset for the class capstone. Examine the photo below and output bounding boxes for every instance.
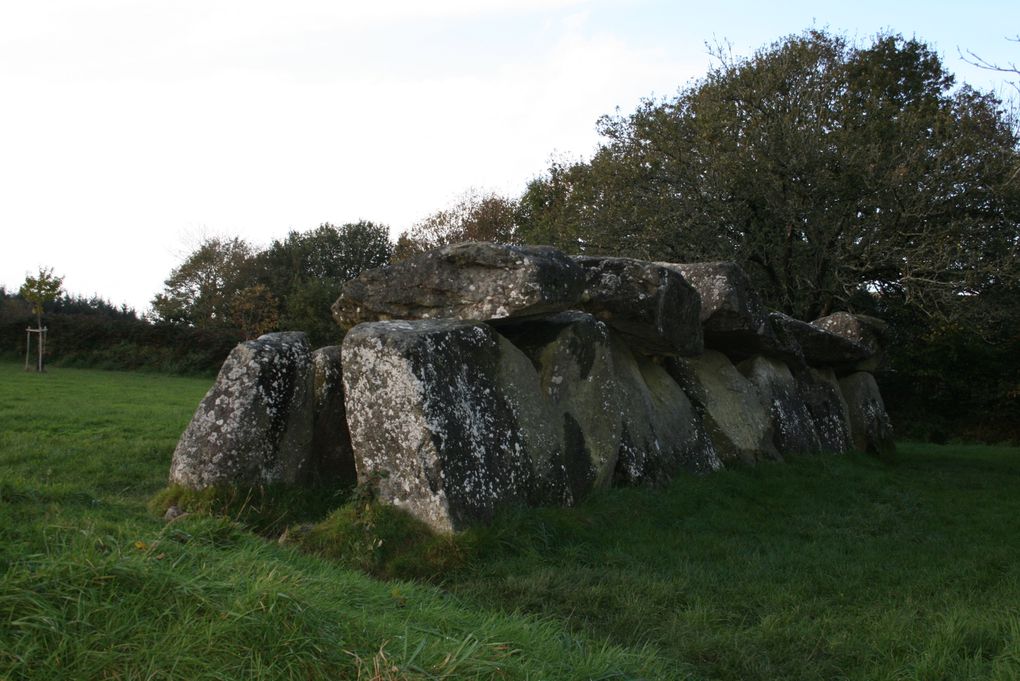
[332,241,586,330]
[573,256,703,356]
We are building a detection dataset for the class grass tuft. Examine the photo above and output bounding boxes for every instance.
[150,482,352,537]
[285,500,481,581]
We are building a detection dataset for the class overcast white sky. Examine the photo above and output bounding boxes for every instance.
[1,0,1017,313]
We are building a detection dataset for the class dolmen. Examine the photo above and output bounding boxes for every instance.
[169,242,895,533]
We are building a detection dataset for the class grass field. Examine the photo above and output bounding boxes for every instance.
[1,362,1018,680]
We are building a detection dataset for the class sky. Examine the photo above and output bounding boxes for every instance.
[1,0,1018,314]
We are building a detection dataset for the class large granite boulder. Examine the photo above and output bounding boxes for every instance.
[660,261,776,359]
[169,332,315,489]
[794,367,853,454]
[341,320,567,533]
[812,312,889,372]
[666,350,779,464]
[497,312,622,500]
[611,338,721,482]
[310,346,356,485]
[839,372,896,458]
[572,256,703,356]
[770,312,871,369]
[738,355,821,455]
[332,242,585,330]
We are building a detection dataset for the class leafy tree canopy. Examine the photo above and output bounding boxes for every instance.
[19,267,65,327]
[257,221,393,291]
[518,30,1020,324]
[151,223,392,346]
[150,237,256,327]
[255,221,393,345]
[395,189,520,260]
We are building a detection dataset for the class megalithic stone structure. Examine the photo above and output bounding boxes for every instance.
[169,242,895,532]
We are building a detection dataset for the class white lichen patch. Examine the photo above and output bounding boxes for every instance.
[169,332,314,489]
[342,321,536,533]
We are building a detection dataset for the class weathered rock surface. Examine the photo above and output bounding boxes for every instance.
[738,355,821,455]
[612,337,721,482]
[660,261,775,358]
[168,243,901,532]
[812,312,889,371]
[332,242,585,330]
[169,332,315,488]
[771,312,871,369]
[341,320,565,533]
[794,367,853,454]
[498,312,622,500]
[839,372,896,458]
[762,312,810,365]
[310,346,356,485]
[666,350,779,464]
[572,256,703,356]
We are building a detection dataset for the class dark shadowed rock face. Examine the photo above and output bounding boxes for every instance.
[770,312,872,369]
[811,312,888,351]
[659,261,777,359]
[839,372,896,459]
[812,312,889,372]
[169,332,314,489]
[497,311,622,501]
[572,256,703,356]
[666,350,779,465]
[793,367,853,454]
[738,355,821,456]
[341,320,565,533]
[310,346,356,485]
[332,242,586,330]
[611,337,721,482]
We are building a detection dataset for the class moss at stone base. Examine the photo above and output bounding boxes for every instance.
[150,481,351,537]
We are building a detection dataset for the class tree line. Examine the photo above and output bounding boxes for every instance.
[5,29,1017,440]
[150,221,393,347]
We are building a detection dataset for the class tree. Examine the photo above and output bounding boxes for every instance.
[253,221,393,345]
[395,189,520,260]
[152,224,392,345]
[519,30,1020,324]
[19,267,64,372]
[19,267,64,331]
[230,284,280,340]
[150,237,256,328]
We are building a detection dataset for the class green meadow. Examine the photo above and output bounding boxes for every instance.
[1,362,1018,680]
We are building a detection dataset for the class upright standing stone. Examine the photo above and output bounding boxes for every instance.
[332,242,586,329]
[573,256,703,356]
[667,350,779,464]
[612,337,721,482]
[794,367,853,454]
[169,332,315,488]
[738,355,821,455]
[839,372,896,458]
[497,312,623,500]
[341,320,566,533]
